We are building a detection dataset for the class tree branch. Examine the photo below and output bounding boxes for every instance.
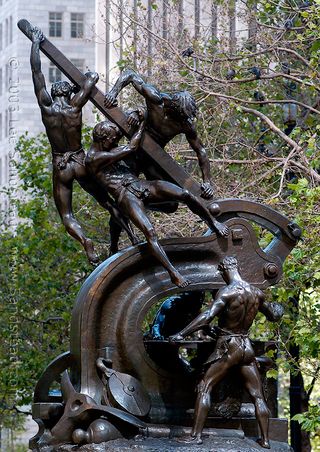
[237,106,302,151]
[204,91,320,116]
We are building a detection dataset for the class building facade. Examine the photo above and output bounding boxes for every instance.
[0,0,96,214]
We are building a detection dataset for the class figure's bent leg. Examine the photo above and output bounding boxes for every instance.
[121,195,190,288]
[53,171,98,264]
[241,362,270,449]
[147,181,229,237]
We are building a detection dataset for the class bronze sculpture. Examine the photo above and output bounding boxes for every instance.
[30,27,138,262]
[170,256,284,448]
[105,69,214,199]
[86,116,228,287]
[18,18,302,451]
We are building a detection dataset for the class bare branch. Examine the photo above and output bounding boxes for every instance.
[203,91,320,116]
[271,148,298,199]
[240,106,302,151]
[256,21,305,32]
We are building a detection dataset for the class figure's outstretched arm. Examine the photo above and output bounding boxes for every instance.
[86,146,133,171]
[71,72,99,109]
[128,115,145,150]
[30,27,52,107]
[87,118,145,171]
[170,291,227,341]
[105,69,162,107]
[186,128,214,199]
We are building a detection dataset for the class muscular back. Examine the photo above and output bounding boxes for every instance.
[146,100,189,147]
[41,102,82,153]
[217,281,263,333]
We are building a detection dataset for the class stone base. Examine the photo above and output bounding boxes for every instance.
[55,436,292,452]
[49,426,291,452]
[204,417,288,443]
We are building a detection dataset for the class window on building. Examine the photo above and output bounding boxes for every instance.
[5,63,10,89]
[5,109,8,138]
[9,16,12,44]
[0,24,2,51]
[49,12,63,38]
[49,62,62,83]
[5,18,8,47]
[70,58,84,73]
[0,68,2,96]
[70,13,84,38]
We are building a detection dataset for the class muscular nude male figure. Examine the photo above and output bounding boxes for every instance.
[86,117,228,287]
[105,69,214,198]
[30,27,137,261]
[170,256,284,448]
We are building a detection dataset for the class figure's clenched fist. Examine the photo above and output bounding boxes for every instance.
[31,27,44,43]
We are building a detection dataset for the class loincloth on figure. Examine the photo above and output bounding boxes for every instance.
[117,178,151,205]
[52,148,85,170]
[204,328,255,367]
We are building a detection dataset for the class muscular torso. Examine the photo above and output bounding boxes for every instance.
[41,102,82,154]
[217,282,262,333]
[88,158,138,201]
[145,100,190,147]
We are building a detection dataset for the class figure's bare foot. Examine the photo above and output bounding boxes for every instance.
[171,271,190,288]
[257,438,271,449]
[84,239,99,264]
[177,435,203,444]
[213,221,229,237]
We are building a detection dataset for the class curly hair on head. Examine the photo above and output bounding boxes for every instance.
[92,120,122,142]
[218,256,238,272]
[170,91,197,120]
[51,81,74,98]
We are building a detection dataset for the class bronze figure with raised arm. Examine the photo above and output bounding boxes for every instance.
[85,115,228,287]
[170,256,284,448]
[30,27,138,262]
[104,69,214,199]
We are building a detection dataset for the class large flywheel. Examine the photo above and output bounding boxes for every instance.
[68,199,300,423]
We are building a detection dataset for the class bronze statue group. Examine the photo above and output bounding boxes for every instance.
[29,26,285,449]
